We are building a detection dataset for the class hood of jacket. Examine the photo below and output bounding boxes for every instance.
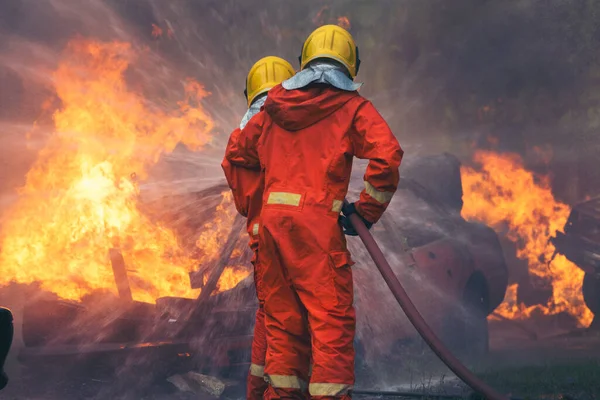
[239,93,267,129]
[263,83,359,131]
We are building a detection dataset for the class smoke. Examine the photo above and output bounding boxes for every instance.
[346,156,497,389]
[2,0,599,203]
[1,0,599,395]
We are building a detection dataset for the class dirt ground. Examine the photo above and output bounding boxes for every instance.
[2,318,600,400]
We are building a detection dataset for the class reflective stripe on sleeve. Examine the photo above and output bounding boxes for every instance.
[252,223,259,236]
[309,383,353,396]
[249,363,264,377]
[266,192,302,207]
[364,181,394,204]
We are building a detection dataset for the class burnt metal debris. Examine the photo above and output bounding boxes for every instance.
[18,212,254,381]
[551,196,600,327]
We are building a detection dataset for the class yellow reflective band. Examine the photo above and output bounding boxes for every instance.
[249,363,264,377]
[309,383,353,396]
[364,181,394,204]
[267,192,301,207]
[332,199,343,213]
[252,223,259,236]
[266,374,307,390]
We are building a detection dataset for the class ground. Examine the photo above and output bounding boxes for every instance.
[2,319,600,399]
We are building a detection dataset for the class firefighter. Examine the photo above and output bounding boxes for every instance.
[226,25,403,399]
[221,56,296,400]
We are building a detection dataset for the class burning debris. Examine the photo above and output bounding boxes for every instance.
[0,40,256,396]
[462,150,593,328]
[0,39,251,304]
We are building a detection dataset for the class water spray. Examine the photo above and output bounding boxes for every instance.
[343,200,509,400]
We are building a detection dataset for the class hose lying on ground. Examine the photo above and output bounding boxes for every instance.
[344,200,509,400]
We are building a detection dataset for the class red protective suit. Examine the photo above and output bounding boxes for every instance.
[221,127,268,400]
[226,83,403,400]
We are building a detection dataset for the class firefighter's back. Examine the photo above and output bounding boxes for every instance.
[258,83,363,236]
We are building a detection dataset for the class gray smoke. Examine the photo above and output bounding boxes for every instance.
[0,0,598,396]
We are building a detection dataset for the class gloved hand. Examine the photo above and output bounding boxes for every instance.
[339,202,373,236]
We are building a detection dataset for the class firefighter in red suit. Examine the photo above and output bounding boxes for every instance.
[226,25,403,399]
[221,56,296,400]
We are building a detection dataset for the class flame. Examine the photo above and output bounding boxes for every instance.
[312,6,351,30]
[195,191,252,290]
[337,16,351,30]
[196,191,236,263]
[312,6,330,25]
[0,39,218,304]
[151,24,163,39]
[217,266,251,292]
[462,150,593,327]
[151,23,174,40]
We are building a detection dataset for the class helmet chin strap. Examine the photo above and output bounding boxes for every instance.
[355,46,361,75]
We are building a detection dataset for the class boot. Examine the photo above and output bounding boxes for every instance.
[0,307,13,391]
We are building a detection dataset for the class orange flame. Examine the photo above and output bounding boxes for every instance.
[217,266,251,292]
[196,191,236,263]
[462,150,593,327]
[195,191,252,291]
[312,6,330,25]
[151,24,163,39]
[312,6,351,30]
[337,16,351,30]
[0,39,216,304]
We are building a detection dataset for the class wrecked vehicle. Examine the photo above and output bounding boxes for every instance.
[551,197,600,320]
[18,184,257,380]
[15,153,508,380]
[348,153,508,366]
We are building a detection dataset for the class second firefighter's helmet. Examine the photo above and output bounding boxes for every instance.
[244,56,295,106]
[299,24,361,78]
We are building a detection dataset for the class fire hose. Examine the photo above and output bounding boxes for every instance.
[343,200,509,400]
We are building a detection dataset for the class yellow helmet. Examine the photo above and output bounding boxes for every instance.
[244,56,295,106]
[299,24,361,78]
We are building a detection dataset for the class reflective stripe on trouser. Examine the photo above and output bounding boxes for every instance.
[250,363,265,377]
[260,199,355,399]
[309,383,352,397]
[248,362,267,400]
[248,297,267,400]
